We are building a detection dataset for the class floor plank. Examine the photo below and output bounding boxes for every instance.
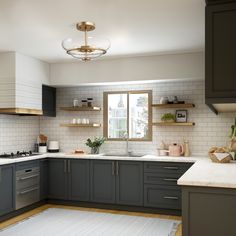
[0,204,182,236]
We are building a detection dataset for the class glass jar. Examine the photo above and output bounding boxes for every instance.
[81,99,87,107]
[87,98,93,107]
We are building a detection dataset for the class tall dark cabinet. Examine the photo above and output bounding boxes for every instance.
[205,0,236,113]
[42,85,56,117]
[0,164,15,216]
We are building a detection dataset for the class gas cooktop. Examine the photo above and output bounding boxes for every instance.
[0,151,40,159]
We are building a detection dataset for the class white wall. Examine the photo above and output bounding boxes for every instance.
[50,52,204,86]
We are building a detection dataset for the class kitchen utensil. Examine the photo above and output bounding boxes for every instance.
[169,143,184,156]
[160,97,169,104]
[48,141,60,153]
[73,99,79,107]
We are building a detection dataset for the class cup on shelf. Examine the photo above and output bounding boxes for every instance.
[72,118,77,124]
[82,118,87,124]
[77,118,81,124]
[73,99,79,107]
[86,119,90,124]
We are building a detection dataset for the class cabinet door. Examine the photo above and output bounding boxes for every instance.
[40,159,48,200]
[206,2,236,99]
[48,159,67,200]
[90,160,116,204]
[116,161,143,206]
[0,164,15,216]
[68,159,90,201]
[42,85,56,117]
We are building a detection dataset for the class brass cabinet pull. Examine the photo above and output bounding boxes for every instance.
[18,187,39,195]
[112,161,115,175]
[163,196,179,200]
[19,174,39,181]
[116,162,119,176]
[163,178,178,182]
[64,160,67,173]
[163,166,179,170]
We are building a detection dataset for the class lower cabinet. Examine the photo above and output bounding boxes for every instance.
[90,160,143,206]
[48,158,90,201]
[0,164,15,216]
[68,159,90,201]
[48,159,67,200]
[40,159,48,200]
[144,162,193,210]
[90,160,116,203]
[116,161,143,206]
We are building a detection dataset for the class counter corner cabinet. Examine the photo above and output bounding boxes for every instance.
[182,186,236,236]
[205,0,236,113]
[42,84,56,117]
[0,164,15,217]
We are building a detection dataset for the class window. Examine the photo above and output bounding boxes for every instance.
[103,90,152,141]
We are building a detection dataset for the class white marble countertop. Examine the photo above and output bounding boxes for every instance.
[1,152,236,189]
[0,153,199,165]
[178,158,236,189]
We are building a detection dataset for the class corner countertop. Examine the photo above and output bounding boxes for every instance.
[1,152,236,189]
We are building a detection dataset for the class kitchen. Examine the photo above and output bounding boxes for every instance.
[0,0,236,236]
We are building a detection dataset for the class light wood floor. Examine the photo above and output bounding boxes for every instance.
[0,204,182,236]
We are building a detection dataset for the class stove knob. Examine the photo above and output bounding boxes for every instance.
[11,152,14,157]
[29,151,32,155]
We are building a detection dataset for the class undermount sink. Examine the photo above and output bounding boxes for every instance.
[101,153,144,158]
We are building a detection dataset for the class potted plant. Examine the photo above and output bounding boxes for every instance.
[85,137,106,154]
[161,113,175,123]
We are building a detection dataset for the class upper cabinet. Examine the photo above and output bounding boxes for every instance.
[42,85,56,117]
[205,0,236,113]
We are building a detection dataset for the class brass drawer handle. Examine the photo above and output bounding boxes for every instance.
[163,178,178,182]
[163,166,179,170]
[163,196,179,200]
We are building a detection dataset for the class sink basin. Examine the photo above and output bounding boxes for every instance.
[101,153,144,158]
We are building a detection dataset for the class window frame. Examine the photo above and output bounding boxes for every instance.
[103,90,152,141]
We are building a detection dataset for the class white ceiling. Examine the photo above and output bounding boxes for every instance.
[0,0,205,63]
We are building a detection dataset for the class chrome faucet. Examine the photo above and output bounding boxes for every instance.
[125,132,132,156]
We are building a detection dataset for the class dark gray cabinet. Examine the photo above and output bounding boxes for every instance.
[48,158,90,201]
[90,160,116,204]
[144,162,192,210]
[182,186,236,236]
[48,159,67,200]
[68,159,90,201]
[40,159,48,200]
[116,161,143,206]
[205,0,236,113]
[42,85,56,117]
[0,164,15,216]
[90,160,143,206]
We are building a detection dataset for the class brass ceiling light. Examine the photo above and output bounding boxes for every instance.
[62,21,110,61]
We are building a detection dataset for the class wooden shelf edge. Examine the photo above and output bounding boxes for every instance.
[60,106,101,111]
[152,122,195,126]
[60,123,101,128]
[152,103,195,109]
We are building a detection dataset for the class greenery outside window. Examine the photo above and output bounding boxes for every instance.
[103,90,152,141]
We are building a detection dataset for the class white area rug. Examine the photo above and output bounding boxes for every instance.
[0,208,180,236]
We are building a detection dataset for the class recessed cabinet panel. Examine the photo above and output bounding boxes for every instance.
[42,85,56,117]
[48,159,67,200]
[116,161,143,206]
[90,160,116,204]
[206,2,236,100]
[0,164,15,216]
[69,160,90,201]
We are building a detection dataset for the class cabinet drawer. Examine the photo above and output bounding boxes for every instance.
[144,173,180,187]
[144,185,181,210]
[16,160,40,171]
[144,162,193,176]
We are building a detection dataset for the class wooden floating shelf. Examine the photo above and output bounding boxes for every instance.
[152,122,195,126]
[60,123,101,128]
[152,103,195,109]
[60,106,101,111]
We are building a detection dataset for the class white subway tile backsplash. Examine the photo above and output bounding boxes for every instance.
[39,80,235,156]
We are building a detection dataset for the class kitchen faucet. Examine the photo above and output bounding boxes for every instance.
[125,132,132,156]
